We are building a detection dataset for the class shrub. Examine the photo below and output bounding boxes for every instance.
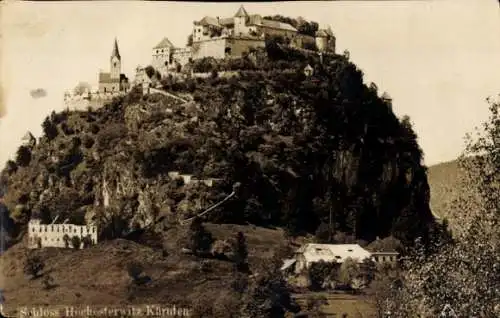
[186,217,214,256]
[211,239,232,257]
[70,235,81,249]
[81,235,93,248]
[15,145,32,167]
[63,234,70,248]
[82,135,95,149]
[42,117,58,140]
[308,261,338,290]
[23,253,45,279]
[127,261,144,281]
[42,275,56,290]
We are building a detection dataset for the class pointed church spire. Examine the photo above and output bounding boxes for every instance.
[111,37,121,60]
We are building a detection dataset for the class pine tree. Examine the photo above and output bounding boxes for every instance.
[187,217,214,256]
[232,231,249,272]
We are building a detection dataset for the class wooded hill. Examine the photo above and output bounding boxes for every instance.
[1,45,440,249]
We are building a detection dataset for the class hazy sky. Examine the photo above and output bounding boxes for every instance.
[1,1,499,168]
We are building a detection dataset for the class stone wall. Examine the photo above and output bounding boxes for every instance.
[227,38,266,58]
[192,38,227,60]
[64,91,126,110]
[172,47,192,66]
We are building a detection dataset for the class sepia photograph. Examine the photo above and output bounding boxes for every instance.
[0,0,499,317]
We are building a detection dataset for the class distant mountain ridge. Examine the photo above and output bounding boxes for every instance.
[427,159,464,229]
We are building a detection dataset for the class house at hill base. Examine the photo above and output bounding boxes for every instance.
[371,251,399,264]
[27,216,98,249]
[281,243,399,275]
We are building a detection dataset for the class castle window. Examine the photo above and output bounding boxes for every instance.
[114,62,117,67]
[32,227,35,232]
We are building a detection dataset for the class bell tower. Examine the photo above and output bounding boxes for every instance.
[110,38,121,80]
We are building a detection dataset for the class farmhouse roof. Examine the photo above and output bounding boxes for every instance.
[198,16,221,27]
[297,243,372,264]
[154,37,175,49]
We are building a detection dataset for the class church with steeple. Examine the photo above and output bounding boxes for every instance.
[98,38,129,94]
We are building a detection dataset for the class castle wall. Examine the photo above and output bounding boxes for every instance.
[64,91,126,110]
[152,47,171,71]
[28,222,98,249]
[192,38,227,60]
[315,36,336,53]
[316,37,329,52]
[172,48,192,67]
[293,34,316,49]
[256,26,297,40]
[227,38,265,58]
[98,82,120,94]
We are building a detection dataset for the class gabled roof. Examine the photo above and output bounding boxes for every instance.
[234,5,249,18]
[219,17,234,26]
[111,38,121,60]
[248,16,298,32]
[154,37,175,49]
[198,16,221,27]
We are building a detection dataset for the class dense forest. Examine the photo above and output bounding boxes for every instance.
[0,42,442,250]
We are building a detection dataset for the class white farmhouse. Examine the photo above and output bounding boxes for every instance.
[285,243,373,274]
[28,217,98,249]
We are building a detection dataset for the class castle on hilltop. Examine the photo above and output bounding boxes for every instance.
[147,5,336,77]
[28,216,98,249]
[98,38,130,94]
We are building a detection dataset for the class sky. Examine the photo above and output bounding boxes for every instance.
[1,0,499,168]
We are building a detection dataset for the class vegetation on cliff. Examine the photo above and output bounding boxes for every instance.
[1,47,439,251]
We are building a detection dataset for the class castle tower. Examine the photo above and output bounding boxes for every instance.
[110,38,121,80]
[233,5,249,36]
